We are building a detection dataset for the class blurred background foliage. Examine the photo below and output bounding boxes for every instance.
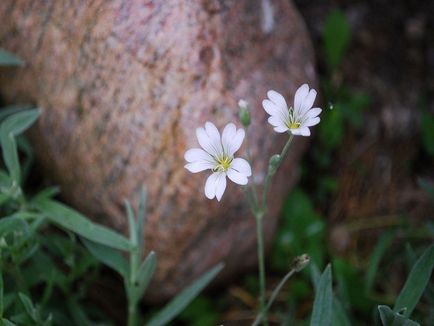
[1,1,433,325]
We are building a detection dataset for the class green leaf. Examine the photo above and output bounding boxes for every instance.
[1,318,17,326]
[0,109,40,184]
[394,244,434,317]
[0,215,28,235]
[323,10,351,71]
[147,263,223,326]
[0,272,3,318]
[82,238,129,278]
[332,298,351,326]
[137,189,147,258]
[378,305,420,326]
[67,298,93,326]
[34,198,131,251]
[0,105,33,122]
[125,200,137,246]
[420,111,434,156]
[131,251,156,302]
[0,49,24,66]
[365,232,395,293]
[137,251,157,298]
[18,293,35,319]
[310,264,333,326]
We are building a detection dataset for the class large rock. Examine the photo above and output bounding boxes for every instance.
[0,0,316,301]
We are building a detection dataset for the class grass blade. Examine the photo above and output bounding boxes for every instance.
[393,244,434,317]
[34,198,131,251]
[366,231,395,293]
[310,264,333,326]
[82,238,129,278]
[147,263,223,326]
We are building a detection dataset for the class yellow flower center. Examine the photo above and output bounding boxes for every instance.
[213,156,233,172]
[287,122,300,129]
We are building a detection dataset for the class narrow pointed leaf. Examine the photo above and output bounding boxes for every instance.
[147,263,223,326]
[366,232,394,293]
[378,305,420,326]
[131,251,156,301]
[0,272,3,317]
[82,238,128,278]
[34,198,131,251]
[1,319,17,326]
[0,49,24,66]
[312,263,351,326]
[125,200,137,246]
[18,293,35,318]
[137,189,147,258]
[310,264,333,326]
[393,244,434,317]
[0,109,40,184]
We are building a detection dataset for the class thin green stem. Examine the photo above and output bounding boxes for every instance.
[252,268,297,326]
[255,211,267,326]
[261,134,294,208]
[245,136,259,207]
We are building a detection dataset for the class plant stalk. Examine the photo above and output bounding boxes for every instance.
[254,210,267,326]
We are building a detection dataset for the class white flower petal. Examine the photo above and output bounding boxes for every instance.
[300,89,317,114]
[304,107,322,119]
[227,168,248,185]
[231,158,252,176]
[268,115,285,127]
[196,127,218,157]
[274,125,289,133]
[185,162,214,173]
[294,127,310,136]
[267,90,287,109]
[184,148,214,163]
[262,99,281,116]
[294,84,309,114]
[221,123,236,155]
[215,173,227,201]
[227,128,245,156]
[204,172,227,201]
[205,121,223,155]
[205,173,216,199]
[302,116,320,127]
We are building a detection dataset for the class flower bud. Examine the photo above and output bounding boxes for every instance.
[290,254,310,272]
[267,154,281,176]
[238,99,251,127]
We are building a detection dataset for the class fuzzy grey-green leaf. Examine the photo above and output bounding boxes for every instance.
[393,244,434,317]
[34,198,131,251]
[310,264,333,326]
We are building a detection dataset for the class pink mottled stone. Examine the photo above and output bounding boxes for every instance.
[0,0,316,301]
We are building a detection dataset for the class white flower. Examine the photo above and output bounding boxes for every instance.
[184,122,252,201]
[262,84,321,136]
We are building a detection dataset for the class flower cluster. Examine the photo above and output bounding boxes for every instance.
[185,84,321,200]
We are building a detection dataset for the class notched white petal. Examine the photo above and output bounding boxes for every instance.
[294,84,309,113]
[267,90,287,109]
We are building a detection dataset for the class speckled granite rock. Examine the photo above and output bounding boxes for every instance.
[0,0,316,301]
